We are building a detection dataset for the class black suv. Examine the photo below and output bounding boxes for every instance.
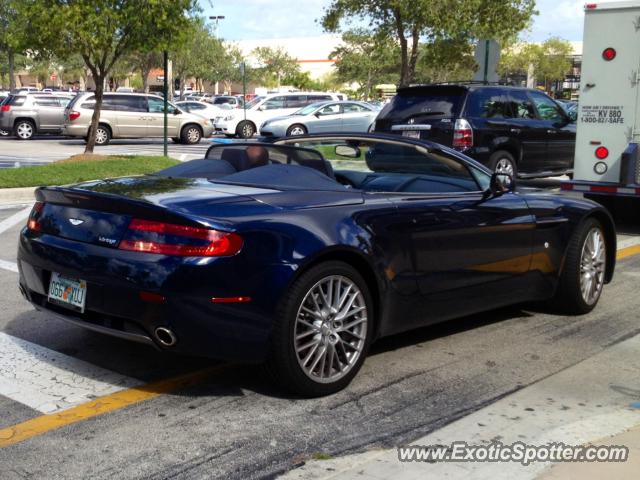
[374,84,575,178]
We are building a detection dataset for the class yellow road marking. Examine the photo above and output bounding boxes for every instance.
[0,365,226,448]
[617,245,640,260]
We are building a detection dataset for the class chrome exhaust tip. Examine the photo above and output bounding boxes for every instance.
[154,327,177,347]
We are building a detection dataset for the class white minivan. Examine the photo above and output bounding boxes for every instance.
[213,92,342,138]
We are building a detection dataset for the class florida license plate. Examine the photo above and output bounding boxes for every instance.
[402,130,421,139]
[48,272,87,313]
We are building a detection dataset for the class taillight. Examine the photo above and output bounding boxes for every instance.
[453,118,473,148]
[27,201,44,232]
[595,146,609,159]
[68,111,80,121]
[118,219,243,257]
[0,105,10,112]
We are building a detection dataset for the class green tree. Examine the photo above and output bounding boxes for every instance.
[414,38,477,83]
[0,0,29,91]
[322,0,537,87]
[19,0,197,153]
[252,46,300,88]
[330,29,399,99]
[498,37,572,91]
[128,50,162,93]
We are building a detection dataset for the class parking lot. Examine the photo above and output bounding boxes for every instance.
[0,135,214,168]
[0,192,639,478]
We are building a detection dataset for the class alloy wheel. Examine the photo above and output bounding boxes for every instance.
[289,126,305,136]
[95,128,108,145]
[186,127,201,143]
[294,275,368,383]
[16,122,34,139]
[495,158,514,177]
[579,227,606,305]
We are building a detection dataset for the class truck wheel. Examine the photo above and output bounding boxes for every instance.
[489,150,517,178]
[14,120,35,140]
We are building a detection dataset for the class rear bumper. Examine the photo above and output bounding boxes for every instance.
[17,230,293,362]
[561,180,640,197]
[63,123,89,137]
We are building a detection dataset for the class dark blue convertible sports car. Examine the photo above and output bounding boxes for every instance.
[18,133,616,396]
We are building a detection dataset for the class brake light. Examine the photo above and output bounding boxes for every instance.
[118,219,243,257]
[586,3,597,9]
[453,118,473,148]
[68,111,81,121]
[602,48,616,61]
[27,201,44,232]
[0,105,10,112]
[595,146,609,159]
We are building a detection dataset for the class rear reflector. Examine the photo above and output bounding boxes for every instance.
[27,201,44,232]
[602,48,616,61]
[119,219,243,257]
[211,296,252,303]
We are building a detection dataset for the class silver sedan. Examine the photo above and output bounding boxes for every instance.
[259,101,379,137]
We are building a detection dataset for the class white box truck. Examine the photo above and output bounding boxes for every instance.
[562,1,640,215]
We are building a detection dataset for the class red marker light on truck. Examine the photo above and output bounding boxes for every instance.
[119,219,243,257]
[602,48,616,61]
[595,146,609,159]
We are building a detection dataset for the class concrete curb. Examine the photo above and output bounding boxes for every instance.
[0,187,36,206]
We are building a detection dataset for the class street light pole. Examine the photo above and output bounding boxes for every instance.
[163,50,168,157]
[209,15,225,95]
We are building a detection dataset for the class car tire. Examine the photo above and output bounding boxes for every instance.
[286,124,307,136]
[266,260,373,397]
[236,121,255,139]
[180,124,202,144]
[489,150,517,178]
[93,124,111,146]
[14,120,35,140]
[0,128,9,136]
[550,217,607,315]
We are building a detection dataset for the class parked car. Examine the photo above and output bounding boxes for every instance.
[374,84,576,178]
[0,93,72,139]
[18,133,616,396]
[175,100,226,122]
[260,101,379,136]
[211,95,243,109]
[63,92,214,145]
[185,92,214,102]
[14,87,39,93]
[214,92,343,138]
[0,94,8,135]
[555,99,578,121]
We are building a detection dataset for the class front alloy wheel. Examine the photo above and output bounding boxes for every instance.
[579,226,606,306]
[495,157,515,177]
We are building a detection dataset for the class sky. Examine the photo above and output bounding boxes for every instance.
[200,0,614,42]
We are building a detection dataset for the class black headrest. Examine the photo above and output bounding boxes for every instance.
[221,149,251,171]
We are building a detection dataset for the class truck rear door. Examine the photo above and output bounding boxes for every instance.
[574,2,640,183]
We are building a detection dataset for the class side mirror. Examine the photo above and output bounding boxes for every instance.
[173,109,181,115]
[258,105,266,111]
[487,172,515,197]
[335,145,361,158]
[314,112,321,118]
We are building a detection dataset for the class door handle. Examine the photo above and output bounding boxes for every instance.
[547,129,557,134]
[510,128,521,134]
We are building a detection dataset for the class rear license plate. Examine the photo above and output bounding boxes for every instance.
[48,272,87,313]
[402,130,421,139]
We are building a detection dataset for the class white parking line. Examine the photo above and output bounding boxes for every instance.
[0,206,32,235]
[0,259,18,273]
[0,332,139,414]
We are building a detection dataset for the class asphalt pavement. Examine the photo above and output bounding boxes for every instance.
[0,200,638,479]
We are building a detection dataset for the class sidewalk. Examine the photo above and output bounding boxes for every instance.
[281,333,640,479]
[0,187,36,206]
